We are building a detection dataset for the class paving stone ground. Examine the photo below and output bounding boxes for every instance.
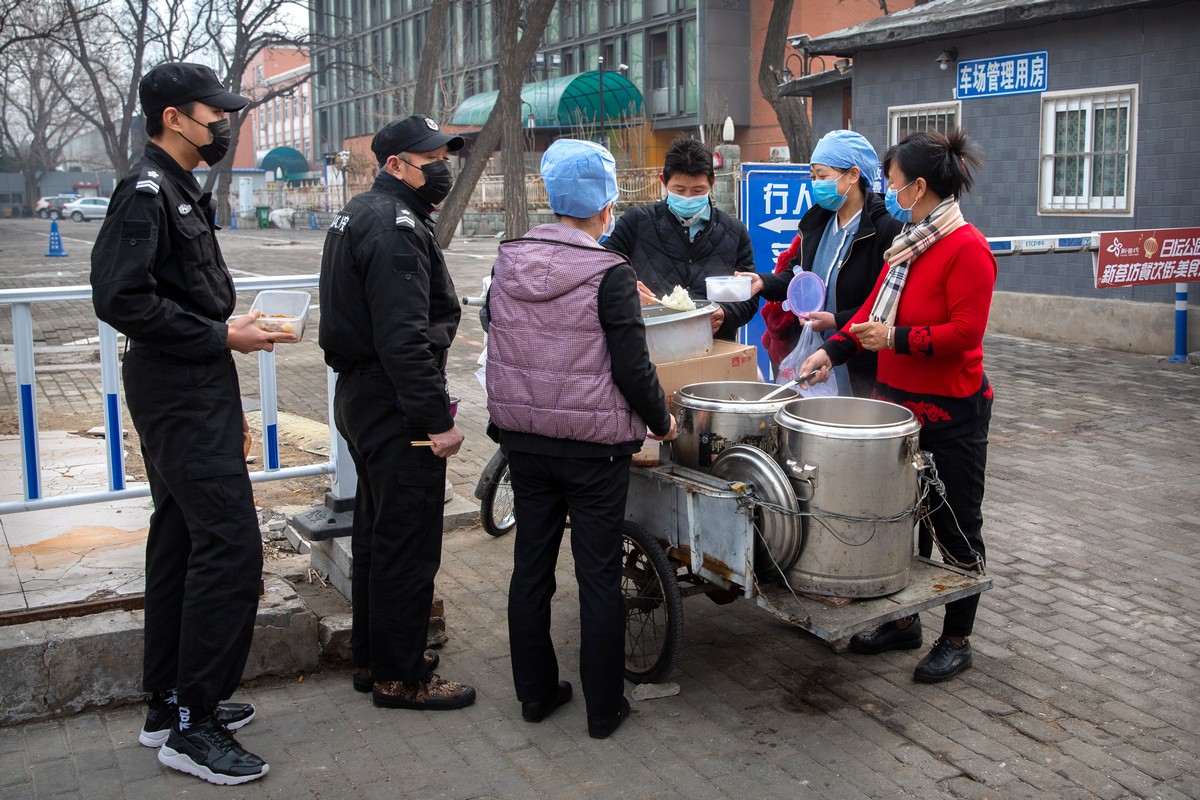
[1,217,1198,798]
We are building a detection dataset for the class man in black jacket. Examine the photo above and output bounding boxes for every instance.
[604,137,758,341]
[91,62,289,786]
[319,115,474,711]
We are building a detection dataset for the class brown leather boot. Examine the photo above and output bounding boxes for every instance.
[372,673,476,710]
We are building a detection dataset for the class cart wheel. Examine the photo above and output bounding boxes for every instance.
[621,520,683,684]
[480,459,516,537]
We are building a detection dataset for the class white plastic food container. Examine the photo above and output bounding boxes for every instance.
[249,290,311,341]
[705,275,753,302]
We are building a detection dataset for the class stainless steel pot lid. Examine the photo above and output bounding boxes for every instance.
[710,445,802,579]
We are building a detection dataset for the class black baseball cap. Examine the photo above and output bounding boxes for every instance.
[371,115,465,165]
[139,62,249,116]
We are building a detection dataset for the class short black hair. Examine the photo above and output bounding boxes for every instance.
[662,137,714,183]
[144,102,196,139]
[883,129,983,200]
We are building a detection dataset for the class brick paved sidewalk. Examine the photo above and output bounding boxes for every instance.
[1,332,1197,799]
[2,218,1197,797]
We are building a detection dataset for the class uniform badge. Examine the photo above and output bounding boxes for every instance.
[395,206,416,230]
[329,212,351,234]
[178,203,192,215]
[424,118,439,131]
[147,170,159,178]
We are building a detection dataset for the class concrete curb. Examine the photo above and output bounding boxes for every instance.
[0,575,318,727]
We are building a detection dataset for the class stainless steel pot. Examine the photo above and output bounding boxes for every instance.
[670,381,800,470]
[773,397,922,598]
[643,302,717,363]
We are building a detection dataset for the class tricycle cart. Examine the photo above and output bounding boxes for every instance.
[620,392,991,684]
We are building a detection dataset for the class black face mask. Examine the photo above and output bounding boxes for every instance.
[401,158,454,206]
[180,112,232,165]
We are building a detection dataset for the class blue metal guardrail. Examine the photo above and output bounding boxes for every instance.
[0,275,356,515]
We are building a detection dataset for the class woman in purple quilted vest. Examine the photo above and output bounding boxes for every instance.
[487,139,676,740]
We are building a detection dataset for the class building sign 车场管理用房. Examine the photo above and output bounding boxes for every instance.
[955,51,1048,100]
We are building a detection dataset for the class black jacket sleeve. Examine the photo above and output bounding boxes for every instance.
[356,216,453,434]
[714,224,760,339]
[602,206,639,259]
[598,263,672,436]
[90,186,228,362]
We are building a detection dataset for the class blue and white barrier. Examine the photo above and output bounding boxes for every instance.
[0,275,355,515]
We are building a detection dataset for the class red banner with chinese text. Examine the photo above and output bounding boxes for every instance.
[1094,227,1200,289]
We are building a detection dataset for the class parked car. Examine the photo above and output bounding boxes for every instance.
[62,196,110,222]
[34,195,77,219]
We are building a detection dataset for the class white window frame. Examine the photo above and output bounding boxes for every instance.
[1038,84,1137,217]
[887,101,962,146]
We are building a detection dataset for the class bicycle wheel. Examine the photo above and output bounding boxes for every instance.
[621,520,683,684]
[480,458,516,537]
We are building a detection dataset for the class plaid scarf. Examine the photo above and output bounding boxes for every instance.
[869,198,965,326]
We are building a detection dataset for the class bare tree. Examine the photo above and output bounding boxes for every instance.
[54,0,207,177]
[200,0,309,218]
[436,0,556,248]
[1,0,99,57]
[0,21,87,208]
[759,0,811,162]
[411,0,450,116]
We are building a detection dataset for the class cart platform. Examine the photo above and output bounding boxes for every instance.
[754,558,992,643]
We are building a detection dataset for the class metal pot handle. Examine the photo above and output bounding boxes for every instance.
[785,459,818,501]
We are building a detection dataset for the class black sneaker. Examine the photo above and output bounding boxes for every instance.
[139,699,256,748]
[157,716,268,785]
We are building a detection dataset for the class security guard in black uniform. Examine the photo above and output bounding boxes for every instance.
[90,63,292,786]
[319,115,476,710]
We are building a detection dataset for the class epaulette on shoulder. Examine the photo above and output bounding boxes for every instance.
[135,166,163,196]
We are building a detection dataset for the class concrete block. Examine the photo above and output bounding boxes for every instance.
[242,576,320,680]
[318,612,352,661]
[0,576,319,725]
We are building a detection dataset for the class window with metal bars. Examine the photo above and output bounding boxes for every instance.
[887,102,960,146]
[1039,85,1136,215]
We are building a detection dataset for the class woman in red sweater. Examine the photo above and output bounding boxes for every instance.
[800,129,995,684]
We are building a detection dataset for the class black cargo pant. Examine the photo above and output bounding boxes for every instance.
[124,347,262,714]
[918,405,991,639]
[506,450,631,724]
[333,366,447,684]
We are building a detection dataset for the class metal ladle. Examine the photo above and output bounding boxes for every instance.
[760,371,820,401]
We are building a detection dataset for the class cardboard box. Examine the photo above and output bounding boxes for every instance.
[654,340,758,398]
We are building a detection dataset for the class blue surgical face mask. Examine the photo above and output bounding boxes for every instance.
[811,170,848,211]
[885,179,918,223]
[598,205,616,243]
[666,191,709,219]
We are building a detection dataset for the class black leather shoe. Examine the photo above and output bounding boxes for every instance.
[913,637,973,683]
[848,616,923,655]
[353,649,440,693]
[521,681,573,723]
[587,696,631,740]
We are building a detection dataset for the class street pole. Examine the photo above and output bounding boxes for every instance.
[598,56,605,144]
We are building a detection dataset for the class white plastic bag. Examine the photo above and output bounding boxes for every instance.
[777,321,838,398]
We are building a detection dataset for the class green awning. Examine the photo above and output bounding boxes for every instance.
[450,71,643,129]
[260,146,310,179]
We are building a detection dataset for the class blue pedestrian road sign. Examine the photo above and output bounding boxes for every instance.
[739,162,812,376]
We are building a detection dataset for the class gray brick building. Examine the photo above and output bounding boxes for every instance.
[781,0,1200,354]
